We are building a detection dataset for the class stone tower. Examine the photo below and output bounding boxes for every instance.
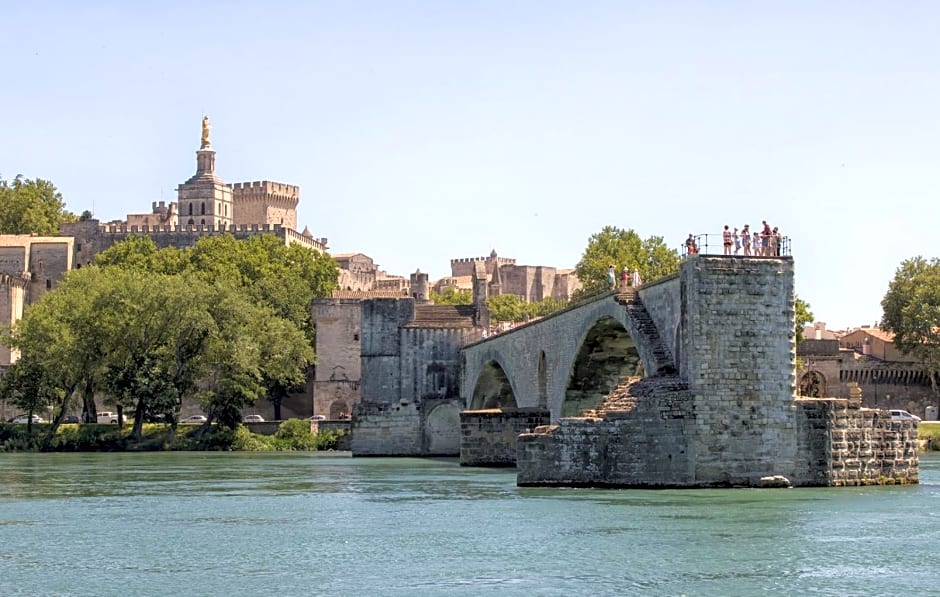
[410,269,429,303]
[176,116,234,228]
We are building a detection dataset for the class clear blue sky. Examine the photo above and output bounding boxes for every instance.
[3,1,938,329]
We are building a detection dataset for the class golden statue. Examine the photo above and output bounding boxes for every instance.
[201,115,212,149]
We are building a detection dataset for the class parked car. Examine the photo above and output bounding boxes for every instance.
[242,414,264,423]
[890,409,921,422]
[308,415,326,421]
[181,415,208,424]
[9,414,45,424]
[96,412,129,424]
[62,415,81,424]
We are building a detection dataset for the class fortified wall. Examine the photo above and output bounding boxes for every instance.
[61,220,327,268]
[351,299,481,456]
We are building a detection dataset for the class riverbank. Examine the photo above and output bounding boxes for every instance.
[0,418,344,452]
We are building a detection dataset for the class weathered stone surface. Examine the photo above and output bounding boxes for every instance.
[459,407,550,466]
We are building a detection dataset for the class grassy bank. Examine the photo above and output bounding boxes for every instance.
[0,418,344,452]
[919,421,940,450]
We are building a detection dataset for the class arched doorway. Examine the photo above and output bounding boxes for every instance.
[427,402,460,454]
[563,316,641,417]
[799,371,827,397]
[470,360,517,410]
[329,401,348,419]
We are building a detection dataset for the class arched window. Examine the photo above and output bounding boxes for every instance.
[200,219,205,226]
[188,204,193,216]
[201,202,206,215]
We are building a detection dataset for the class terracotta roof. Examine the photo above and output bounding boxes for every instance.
[844,327,895,342]
[404,305,477,328]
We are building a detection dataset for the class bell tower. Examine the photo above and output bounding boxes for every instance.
[176,116,234,228]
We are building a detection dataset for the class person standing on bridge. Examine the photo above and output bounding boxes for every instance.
[620,267,629,289]
[607,265,616,290]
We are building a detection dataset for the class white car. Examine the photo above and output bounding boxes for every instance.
[242,414,264,423]
[181,415,208,424]
[9,414,44,424]
[890,409,921,422]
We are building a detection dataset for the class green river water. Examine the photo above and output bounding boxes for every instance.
[1,451,938,596]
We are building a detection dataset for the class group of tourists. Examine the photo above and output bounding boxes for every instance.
[607,265,643,291]
[685,221,784,257]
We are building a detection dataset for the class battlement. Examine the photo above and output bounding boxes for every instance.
[230,180,299,199]
[450,257,517,266]
[99,223,289,234]
[282,227,328,251]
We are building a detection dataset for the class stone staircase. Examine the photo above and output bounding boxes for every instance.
[614,289,676,375]
[407,304,477,328]
[581,375,689,419]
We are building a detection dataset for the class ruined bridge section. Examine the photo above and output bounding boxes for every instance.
[460,277,682,422]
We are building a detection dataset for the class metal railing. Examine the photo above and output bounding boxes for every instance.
[681,233,791,258]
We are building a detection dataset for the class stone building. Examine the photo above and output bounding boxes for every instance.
[351,298,482,456]
[126,201,178,229]
[446,249,580,303]
[0,235,74,369]
[797,332,937,419]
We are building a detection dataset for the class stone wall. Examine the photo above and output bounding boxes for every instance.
[312,298,362,417]
[353,297,478,456]
[517,383,696,486]
[681,256,797,486]
[459,407,550,466]
[794,399,918,486]
[637,274,680,363]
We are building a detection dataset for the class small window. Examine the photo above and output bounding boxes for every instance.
[45,279,51,290]
[76,242,82,252]
[201,202,206,215]
[353,333,359,341]
[188,204,193,216]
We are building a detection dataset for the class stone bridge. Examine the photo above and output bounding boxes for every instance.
[460,256,918,488]
[460,284,678,420]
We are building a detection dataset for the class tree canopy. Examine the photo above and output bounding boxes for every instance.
[430,287,472,305]
[574,226,680,296]
[881,256,940,389]
[0,175,76,235]
[795,296,814,344]
[487,294,567,323]
[5,234,338,443]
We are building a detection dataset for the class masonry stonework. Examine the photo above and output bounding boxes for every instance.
[459,407,550,467]
[794,399,918,486]
[351,299,480,456]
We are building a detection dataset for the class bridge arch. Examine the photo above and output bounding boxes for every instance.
[461,290,676,421]
[562,316,642,417]
[470,359,519,410]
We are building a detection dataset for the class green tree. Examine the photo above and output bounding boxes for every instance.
[0,175,76,235]
[430,287,473,305]
[794,296,814,344]
[574,226,680,296]
[0,356,60,432]
[881,257,940,393]
[5,267,113,440]
[488,294,528,323]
